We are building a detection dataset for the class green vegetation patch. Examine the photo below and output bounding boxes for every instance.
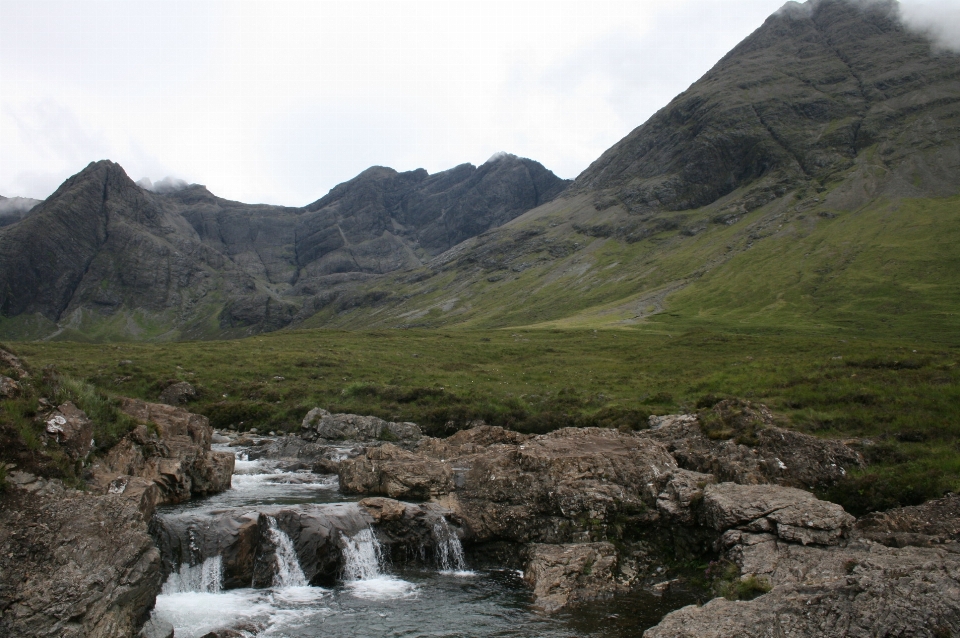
[8,324,960,513]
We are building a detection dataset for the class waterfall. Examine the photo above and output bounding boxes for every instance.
[432,518,468,573]
[266,516,307,588]
[341,528,384,581]
[162,556,223,594]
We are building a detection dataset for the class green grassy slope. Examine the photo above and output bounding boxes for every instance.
[297,188,960,345]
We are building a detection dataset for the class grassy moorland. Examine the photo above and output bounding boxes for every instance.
[6,321,959,515]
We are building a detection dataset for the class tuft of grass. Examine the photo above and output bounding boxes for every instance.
[706,559,771,601]
[50,373,139,451]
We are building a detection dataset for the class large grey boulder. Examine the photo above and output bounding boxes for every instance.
[340,426,678,544]
[158,381,196,406]
[301,408,421,442]
[700,483,855,546]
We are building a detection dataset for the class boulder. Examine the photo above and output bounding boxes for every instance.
[699,483,854,546]
[43,401,93,459]
[0,348,29,378]
[523,542,628,612]
[301,408,422,442]
[643,401,863,489]
[0,483,161,638]
[158,381,197,406]
[340,427,678,544]
[140,617,175,638]
[0,375,19,398]
[339,443,453,500]
[656,469,716,525]
[88,400,234,505]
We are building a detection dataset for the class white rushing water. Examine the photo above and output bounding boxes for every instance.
[432,517,472,575]
[341,528,417,600]
[267,516,308,587]
[162,556,223,595]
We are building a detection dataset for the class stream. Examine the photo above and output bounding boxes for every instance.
[148,442,696,637]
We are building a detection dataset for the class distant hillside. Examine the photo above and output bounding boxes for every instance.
[0,155,568,340]
[297,0,960,340]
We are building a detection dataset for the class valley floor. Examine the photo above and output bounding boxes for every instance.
[7,322,959,515]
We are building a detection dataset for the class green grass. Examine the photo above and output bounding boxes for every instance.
[8,324,960,514]
[0,351,140,482]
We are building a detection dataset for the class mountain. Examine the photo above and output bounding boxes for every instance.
[295,0,960,338]
[0,155,568,340]
[0,196,42,227]
[3,0,957,342]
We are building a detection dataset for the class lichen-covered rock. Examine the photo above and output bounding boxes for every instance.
[0,348,29,378]
[0,483,161,638]
[302,408,422,442]
[416,424,531,459]
[523,542,628,612]
[43,401,93,459]
[643,402,862,489]
[656,469,716,525]
[158,381,196,406]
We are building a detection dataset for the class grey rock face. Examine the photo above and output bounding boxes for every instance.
[854,493,960,547]
[340,426,679,544]
[139,617,175,638]
[700,483,855,546]
[0,483,162,638]
[0,375,20,398]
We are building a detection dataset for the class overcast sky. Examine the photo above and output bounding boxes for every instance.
[1,0,957,206]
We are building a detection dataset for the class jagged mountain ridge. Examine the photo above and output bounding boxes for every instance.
[295,0,960,334]
[0,155,569,339]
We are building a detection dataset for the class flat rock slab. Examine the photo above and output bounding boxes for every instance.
[700,483,854,545]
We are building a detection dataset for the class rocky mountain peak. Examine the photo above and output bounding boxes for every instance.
[574,0,959,215]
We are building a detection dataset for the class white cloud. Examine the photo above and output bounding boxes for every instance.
[13,0,948,206]
[899,0,960,52]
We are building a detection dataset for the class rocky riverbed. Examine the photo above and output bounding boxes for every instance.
[1,352,958,638]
